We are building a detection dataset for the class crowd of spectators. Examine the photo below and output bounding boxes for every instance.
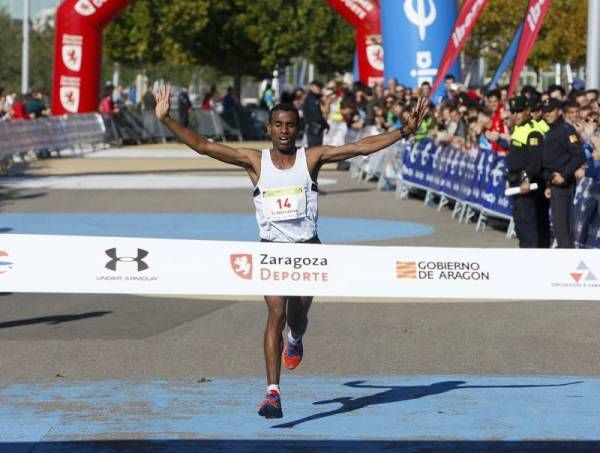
[273,76,600,182]
[0,86,51,121]
[2,75,600,182]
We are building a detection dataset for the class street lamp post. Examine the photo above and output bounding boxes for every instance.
[587,0,600,89]
[21,0,30,95]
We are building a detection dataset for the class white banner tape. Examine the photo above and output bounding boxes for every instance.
[0,234,599,300]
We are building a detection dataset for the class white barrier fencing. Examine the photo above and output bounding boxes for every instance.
[0,113,105,163]
[1,234,599,300]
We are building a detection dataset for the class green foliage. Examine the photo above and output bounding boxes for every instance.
[465,0,588,74]
[0,8,55,94]
[0,9,22,92]
[104,0,354,83]
[104,0,210,65]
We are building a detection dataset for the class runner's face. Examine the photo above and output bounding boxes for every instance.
[268,110,298,153]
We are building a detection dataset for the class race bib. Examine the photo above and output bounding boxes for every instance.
[263,186,307,221]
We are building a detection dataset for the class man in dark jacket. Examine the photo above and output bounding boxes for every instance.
[542,98,586,248]
[506,96,549,248]
[177,86,193,128]
[302,80,329,147]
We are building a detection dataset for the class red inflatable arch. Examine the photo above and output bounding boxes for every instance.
[326,0,383,86]
[51,0,382,115]
[51,0,133,115]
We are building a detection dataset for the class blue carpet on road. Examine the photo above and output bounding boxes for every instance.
[0,213,433,243]
[0,376,596,450]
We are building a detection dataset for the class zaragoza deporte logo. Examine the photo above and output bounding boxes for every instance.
[230,254,253,280]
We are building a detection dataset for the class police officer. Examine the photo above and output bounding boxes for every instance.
[529,95,550,135]
[541,98,586,248]
[506,96,550,248]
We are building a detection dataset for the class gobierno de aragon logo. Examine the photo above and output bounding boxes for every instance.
[230,253,328,282]
[396,260,490,281]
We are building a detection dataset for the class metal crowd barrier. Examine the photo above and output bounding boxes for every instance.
[0,113,105,167]
[101,107,249,145]
[348,134,600,248]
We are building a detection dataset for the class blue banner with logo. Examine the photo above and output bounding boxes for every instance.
[400,141,599,247]
[401,144,513,218]
[381,0,460,93]
[573,177,600,249]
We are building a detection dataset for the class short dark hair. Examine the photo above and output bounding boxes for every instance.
[485,89,501,99]
[548,84,566,96]
[269,103,300,124]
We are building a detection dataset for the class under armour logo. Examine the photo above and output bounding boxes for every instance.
[105,248,149,272]
[404,0,437,41]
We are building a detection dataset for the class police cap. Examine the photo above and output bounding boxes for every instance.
[509,96,528,113]
[542,98,562,112]
[529,96,543,111]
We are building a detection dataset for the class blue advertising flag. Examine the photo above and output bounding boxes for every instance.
[488,21,524,89]
[381,0,459,91]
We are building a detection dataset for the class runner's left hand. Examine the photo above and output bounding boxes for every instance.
[405,97,429,133]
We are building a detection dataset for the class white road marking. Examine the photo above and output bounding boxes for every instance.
[0,175,337,190]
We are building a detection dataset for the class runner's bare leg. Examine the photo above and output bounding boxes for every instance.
[264,295,286,385]
[286,296,313,338]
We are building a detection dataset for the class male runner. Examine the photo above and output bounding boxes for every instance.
[155,86,428,418]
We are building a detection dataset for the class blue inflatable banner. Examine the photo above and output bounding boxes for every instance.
[381,0,460,95]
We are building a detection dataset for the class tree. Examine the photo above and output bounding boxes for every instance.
[0,9,22,93]
[0,9,56,95]
[464,0,588,79]
[104,0,354,94]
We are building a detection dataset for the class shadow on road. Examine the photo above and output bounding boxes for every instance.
[273,379,582,429]
[0,311,112,329]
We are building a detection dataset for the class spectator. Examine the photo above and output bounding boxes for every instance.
[223,86,240,113]
[9,94,29,120]
[563,101,579,127]
[261,83,275,110]
[112,84,126,110]
[441,74,457,103]
[25,90,49,118]
[179,86,193,127]
[484,89,508,155]
[201,86,216,112]
[302,80,329,147]
[142,86,157,112]
[386,77,398,96]
[99,85,118,118]
[548,84,567,101]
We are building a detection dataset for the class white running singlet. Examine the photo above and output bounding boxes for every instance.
[253,148,318,242]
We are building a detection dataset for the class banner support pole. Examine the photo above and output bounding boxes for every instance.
[586,0,600,89]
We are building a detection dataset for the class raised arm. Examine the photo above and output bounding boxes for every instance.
[155,86,260,175]
[313,97,429,164]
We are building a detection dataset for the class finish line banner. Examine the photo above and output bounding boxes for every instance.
[1,235,599,301]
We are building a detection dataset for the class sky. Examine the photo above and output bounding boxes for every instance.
[0,0,60,19]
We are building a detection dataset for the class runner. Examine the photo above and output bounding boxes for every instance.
[155,86,428,418]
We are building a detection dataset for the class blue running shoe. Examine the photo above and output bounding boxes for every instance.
[258,391,283,418]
